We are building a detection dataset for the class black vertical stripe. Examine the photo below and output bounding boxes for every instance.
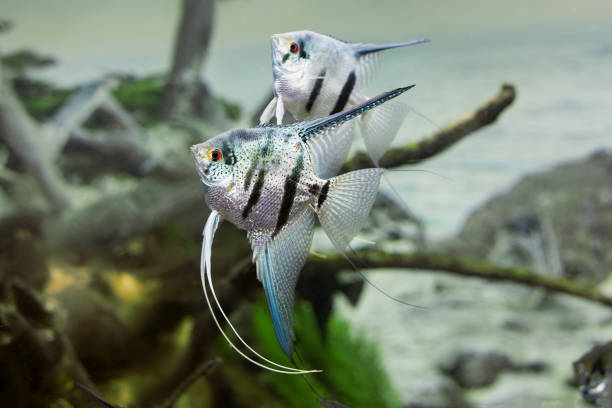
[273,152,304,236]
[305,69,326,113]
[298,40,307,59]
[243,160,258,190]
[317,181,330,208]
[329,71,356,114]
[221,140,236,165]
[242,170,266,219]
[245,135,271,190]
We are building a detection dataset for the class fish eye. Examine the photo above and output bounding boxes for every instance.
[208,149,223,162]
[289,41,299,54]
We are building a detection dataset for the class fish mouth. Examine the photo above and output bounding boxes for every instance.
[270,35,286,65]
[190,144,212,181]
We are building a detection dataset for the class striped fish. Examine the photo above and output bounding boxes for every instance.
[261,30,428,165]
[192,85,414,374]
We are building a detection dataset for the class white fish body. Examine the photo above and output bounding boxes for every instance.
[262,30,428,164]
[192,86,414,372]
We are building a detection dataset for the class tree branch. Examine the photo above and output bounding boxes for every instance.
[342,83,516,172]
[0,73,72,211]
[45,78,117,159]
[66,128,159,177]
[304,250,612,308]
[154,358,222,408]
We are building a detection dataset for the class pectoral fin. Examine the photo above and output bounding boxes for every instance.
[276,95,286,125]
[260,96,277,124]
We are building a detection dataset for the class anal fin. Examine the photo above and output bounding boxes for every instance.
[252,208,315,359]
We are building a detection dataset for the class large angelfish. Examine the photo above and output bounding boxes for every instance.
[192,85,415,373]
[261,30,428,166]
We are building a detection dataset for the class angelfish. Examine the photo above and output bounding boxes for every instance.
[260,30,428,165]
[192,85,414,374]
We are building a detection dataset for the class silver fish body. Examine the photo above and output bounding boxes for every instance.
[194,126,320,236]
[262,30,428,164]
[193,86,414,368]
[270,31,357,120]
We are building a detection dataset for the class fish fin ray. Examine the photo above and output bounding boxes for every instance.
[260,96,277,124]
[296,86,414,142]
[359,98,409,165]
[276,95,286,125]
[306,121,355,179]
[251,208,315,359]
[352,39,430,57]
[317,169,383,251]
[202,211,314,374]
[355,49,380,88]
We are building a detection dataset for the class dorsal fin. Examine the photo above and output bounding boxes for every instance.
[257,122,282,128]
[353,38,430,57]
[297,85,415,141]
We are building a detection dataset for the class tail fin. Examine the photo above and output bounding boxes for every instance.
[316,169,383,251]
[359,98,409,165]
[353,38,430,57]
[298,86,414,142]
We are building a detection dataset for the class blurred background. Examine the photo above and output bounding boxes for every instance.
[1,0,612,407]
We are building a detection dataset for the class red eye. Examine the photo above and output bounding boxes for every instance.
[289,41,299,54]
[208,149,223,162]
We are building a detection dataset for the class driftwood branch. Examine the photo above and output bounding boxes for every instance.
[304,250,612,309]
[163,0,216,119]
[43,84,515,251]
[45,79,118,158]
[99,98,143,137]
[66,128,158,177]
[0,74,72,210]
[154,358,222,408]
[342,83,516,172]
[45,176,201,251]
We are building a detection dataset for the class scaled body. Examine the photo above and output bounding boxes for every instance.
[262,30,428,164]
[192,86,414,369]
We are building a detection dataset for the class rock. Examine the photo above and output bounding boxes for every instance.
[404,379,473,408]
[442,150,612,284]
[364,191,426,246]
[440,350,513,389]
[573,341,612,407]
[440,350,548,389]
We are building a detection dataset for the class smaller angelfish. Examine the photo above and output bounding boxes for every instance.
[261,30,429,165]
[192,85,414,374]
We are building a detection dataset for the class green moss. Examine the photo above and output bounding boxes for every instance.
[216,97,242,121]
[13,73,241,126]
[1,49,55,72]
[12,78,72,120]
[251,300,401,408]
[112,76,164,125]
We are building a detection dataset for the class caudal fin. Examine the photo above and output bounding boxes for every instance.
[359,98,409,165]
[316,169,383,251]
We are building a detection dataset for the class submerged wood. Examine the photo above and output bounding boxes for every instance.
[342,83,516,171]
